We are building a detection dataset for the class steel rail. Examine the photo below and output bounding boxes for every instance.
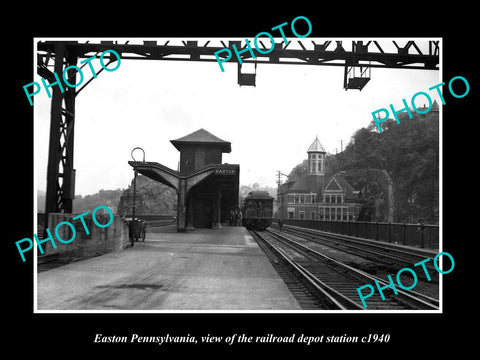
[251,231,358,310]
[274,225,437,271]
[260,229,439,310]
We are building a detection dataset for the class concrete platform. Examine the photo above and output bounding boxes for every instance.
[36,226,301,311]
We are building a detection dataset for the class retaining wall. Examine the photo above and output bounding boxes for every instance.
[40,212,129,259]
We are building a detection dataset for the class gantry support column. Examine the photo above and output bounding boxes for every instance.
[44,43,77,235]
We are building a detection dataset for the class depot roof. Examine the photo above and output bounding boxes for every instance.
[170,128,231,152]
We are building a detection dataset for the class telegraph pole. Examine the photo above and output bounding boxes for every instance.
[276,171,288,220]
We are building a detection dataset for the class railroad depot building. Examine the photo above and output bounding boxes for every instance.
[278,136,362,221]
[129,128,239,232]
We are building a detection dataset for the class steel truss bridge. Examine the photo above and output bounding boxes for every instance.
[36,39,439,229]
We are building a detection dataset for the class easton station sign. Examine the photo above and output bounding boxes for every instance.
[215,168,236,176]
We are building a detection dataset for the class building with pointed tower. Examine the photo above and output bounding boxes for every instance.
[307,135,326,191]
[416,99,440,115]
[277,136,362,221]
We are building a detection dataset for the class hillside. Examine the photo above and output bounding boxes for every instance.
[37,176,177,216]
[240,183,277,204]
[117,175,177,216]
[74,188,125,214]
[38,177,276,217]
[287,110,439,224]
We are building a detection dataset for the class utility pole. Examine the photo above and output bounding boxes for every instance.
[276,171,288,220]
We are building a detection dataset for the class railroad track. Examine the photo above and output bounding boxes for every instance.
[252,230,439,311]
[250,231,324,310]
[37,252,102,272]
[272,224,439,279]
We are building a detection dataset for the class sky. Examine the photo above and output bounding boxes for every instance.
[34,38,441,196]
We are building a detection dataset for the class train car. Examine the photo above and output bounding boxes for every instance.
[242,190,274,230]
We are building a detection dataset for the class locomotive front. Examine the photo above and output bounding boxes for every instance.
[242,191,274,230]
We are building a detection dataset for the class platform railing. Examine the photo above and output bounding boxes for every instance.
[277,219,439,249]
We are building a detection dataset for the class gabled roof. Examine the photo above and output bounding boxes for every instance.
[325,177,342,191]
[170,128,231,152]
[283,172,358,199]
[324,174,356,195]
[307,136,326,153]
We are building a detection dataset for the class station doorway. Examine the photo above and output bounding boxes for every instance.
[193,197,213,228]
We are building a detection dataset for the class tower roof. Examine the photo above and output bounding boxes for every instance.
[170,128,231,152]
[415,99,440,114]
[307,136,326,153]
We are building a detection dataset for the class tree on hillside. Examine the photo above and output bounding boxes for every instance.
[239,184,277,205]
[73,188,125,214]
[287,159,308,180]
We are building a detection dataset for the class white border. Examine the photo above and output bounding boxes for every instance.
[33,37,443,314]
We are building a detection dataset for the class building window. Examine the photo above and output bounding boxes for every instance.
[310,211,316,220]
[306,195,312,204]
[288,209,294,219]
[299,211,305,220]
[294,195,300,204]
[287,195,294,204]
[325,195,330,203]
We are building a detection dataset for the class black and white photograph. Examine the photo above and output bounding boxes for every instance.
[32,36,443,313]
[7,8,474,355]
